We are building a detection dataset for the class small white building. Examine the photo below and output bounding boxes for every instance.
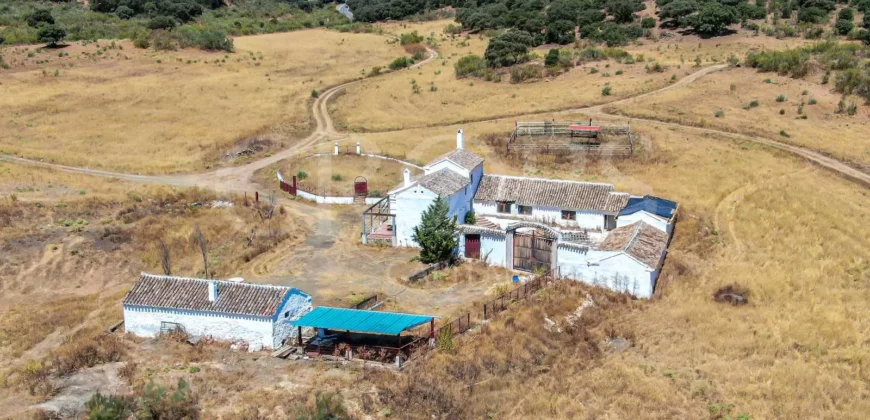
[123,273,312,351]
[361,128,677,299]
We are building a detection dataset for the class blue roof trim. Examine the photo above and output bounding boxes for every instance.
[619,195,677,219]
[291,307,436,335]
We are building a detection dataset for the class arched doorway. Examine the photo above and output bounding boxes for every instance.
[353,176,368,197]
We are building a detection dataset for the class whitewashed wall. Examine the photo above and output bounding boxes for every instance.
[459,232,508,267]
[480,233,508,267]
[270,292,313,348]
[295,189,382,205]
[557,246,656,299]
[473,201,605,230]
[124,306,274,351]
[359,153,423,169]
[617,211,671,233]
[393,186,438,247]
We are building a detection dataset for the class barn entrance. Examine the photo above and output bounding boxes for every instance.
[512,231,553,272]
[465,234,481,259]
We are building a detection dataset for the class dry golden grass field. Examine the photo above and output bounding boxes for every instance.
[1,17,870,419]
[613,66,870,171]
[0,30,404,174]
[332,19,677,131]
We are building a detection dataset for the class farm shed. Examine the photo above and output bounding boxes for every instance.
[123,273,312,351]
[291,307,436,356]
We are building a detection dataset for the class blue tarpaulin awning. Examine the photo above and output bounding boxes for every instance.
[292,307,436,335]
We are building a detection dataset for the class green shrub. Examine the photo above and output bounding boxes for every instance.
[545,48,560,67]
[779,108,785,115]
[836,19,855,35]
[454,54,486,77]
[510,64,543,83]
[399,30,424,45]
[715,109,725,118]
[779,130,790,137]
[311,89,319,98]
[296,170,308,180]
[590,67,599,74]
[369,66,382,77]
[641,17,656,29]
[776,94,787,102]
[331,174,343,182]
[743,99,760,109]
[148,16,178,31]
[808,98,817,105]
[464,210,476,224]
[602,84,612,96]
[389,56,412,70]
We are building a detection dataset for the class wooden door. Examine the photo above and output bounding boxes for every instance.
[513,232,552,272]
[465,234,481,259]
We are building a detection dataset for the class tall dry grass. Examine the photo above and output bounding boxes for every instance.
[0,30,404,173]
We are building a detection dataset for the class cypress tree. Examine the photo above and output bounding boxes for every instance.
[412,196,458,264]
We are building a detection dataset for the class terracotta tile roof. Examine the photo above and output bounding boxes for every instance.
[123,273,306,317]
[416,168,471,196]
[474,174,629,213]
[428,148,484,171]
[598,222,668,268]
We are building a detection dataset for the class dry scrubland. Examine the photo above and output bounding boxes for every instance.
[614,66,870,171]
[0,184,309,416]
[0,30,404,173]
[332,19,676,131]
[1,18,870,419]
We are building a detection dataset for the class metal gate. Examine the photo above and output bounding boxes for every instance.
[354,176,368,196]
[513,231,552,272]
[465,234,480,259]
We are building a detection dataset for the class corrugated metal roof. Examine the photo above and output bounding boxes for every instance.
[292,307,435,335]
[619,195,677,219]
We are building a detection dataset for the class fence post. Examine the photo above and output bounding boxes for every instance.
[484,304,487,320]
[334,142,339,155]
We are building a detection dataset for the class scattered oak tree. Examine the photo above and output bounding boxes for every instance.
[412,196,458,264]
[484,30,535,68]
[37,24,66,47]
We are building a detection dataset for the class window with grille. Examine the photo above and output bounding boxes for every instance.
[561,210,576,221]
[497,202,512,214]
[518,205,532,215]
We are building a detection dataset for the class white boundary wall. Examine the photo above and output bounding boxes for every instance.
[277,152,420,206]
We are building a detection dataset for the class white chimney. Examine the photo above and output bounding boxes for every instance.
[403,168,412,187]
[208,281,218,302]
[456,129,464,150]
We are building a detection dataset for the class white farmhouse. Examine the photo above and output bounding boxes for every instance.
[123,273,312,351]
[361,129,677,299]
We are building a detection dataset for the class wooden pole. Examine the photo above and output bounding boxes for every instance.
[297,326,302,346]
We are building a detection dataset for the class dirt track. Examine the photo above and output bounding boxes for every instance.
[2,57,867,189]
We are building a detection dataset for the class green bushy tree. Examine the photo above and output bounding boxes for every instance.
[37,25,66,47]
[691,3,738,35]
[27,9,55,28]
[412,196,458,264]
[545,48,561,66]
[484,30,535,68]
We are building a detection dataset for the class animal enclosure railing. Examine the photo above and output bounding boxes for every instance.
[508,121,634,156]
[482,267,561,320]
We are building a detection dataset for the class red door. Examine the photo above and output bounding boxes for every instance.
[354,176,368,196]
[465,234,481,259]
